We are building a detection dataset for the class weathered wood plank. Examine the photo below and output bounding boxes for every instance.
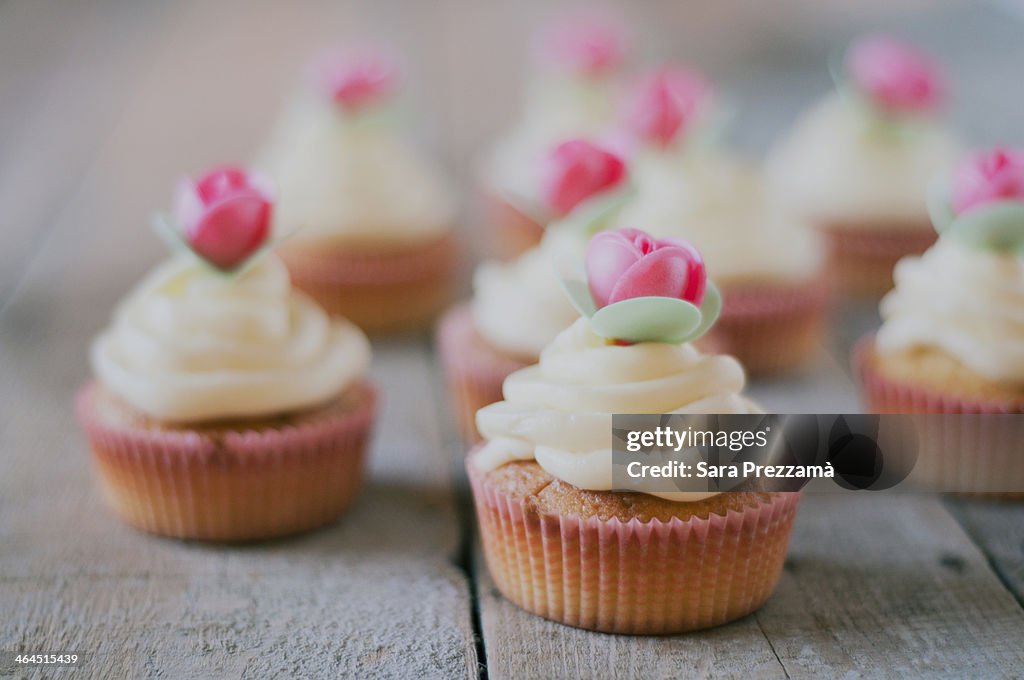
[946,498,1024,606]
[473,494,1024,680]
[0,338,477,678]
[756,494,1024,679]
[0,0,172,310]
[475,547,788,680]
[0,1,477,677]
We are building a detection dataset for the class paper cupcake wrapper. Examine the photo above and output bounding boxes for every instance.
[280,234,460,333]
[821,222,936,298]
[278,231,460,285]
[468,461,800,634]
[853,337,1024,496]
[76,381,377,541]
[481,190,546,261]
[436,304,531,442]
[701,279,830,376]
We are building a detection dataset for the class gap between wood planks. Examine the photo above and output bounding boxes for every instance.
[945,497,1024,609]
[426,333,491,679]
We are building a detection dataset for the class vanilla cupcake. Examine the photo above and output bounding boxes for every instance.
[469,228,800,633]
[260,47,459,333]
[439,139,630,440]
[479,13,628,259]
[855,147,1024,494]
[76,166,377,540]
[766,34,959,297]
[616,66,828,375]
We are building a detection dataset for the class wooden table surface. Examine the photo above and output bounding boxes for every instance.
[2,1,1023,678]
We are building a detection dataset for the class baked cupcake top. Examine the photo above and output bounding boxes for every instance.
[91,166,371,423]
[877,147,1024,383]
[765,34,959,227]
[474,228,757,501]
[481,13,628,216]
[259,47,455,248]
[613,66,824,283]
[472,139,629,357]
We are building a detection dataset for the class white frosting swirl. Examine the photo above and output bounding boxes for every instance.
[474,319,759,501]
[482,75,618,209]
[616,151,824,282]
[259,92,455,247]
[765,94,959,226]
[471,226,584,357]
[876,237,1024,384]
[91,254,371,422]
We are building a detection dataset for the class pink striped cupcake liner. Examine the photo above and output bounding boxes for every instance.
[278,233,461,332]
[700,277,830,376]
[436,304,531,443]
[468,458,801,634]
[75,380,378,541]
[853,337,1024,497]
[821,222,936,298]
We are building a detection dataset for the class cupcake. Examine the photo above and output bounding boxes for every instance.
[76,166,377,540]
[479,12,628,259]
[439,139,629,441]
[469,228,800,634]
[765,34,959,297]
[260,47,459,333]
[854,147,1024,494]
[615,66,829,375]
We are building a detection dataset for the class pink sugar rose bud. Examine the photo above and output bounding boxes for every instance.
[535,12,627,77]
[541,139,627,216]
[623,66,712,148]
[846,34,943,114]
[313,47,399,110]
[175,166,274,270]
[586,228,706,309]
[950,147,1024,216]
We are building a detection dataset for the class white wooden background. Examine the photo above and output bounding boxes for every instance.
[2,1,1024,678]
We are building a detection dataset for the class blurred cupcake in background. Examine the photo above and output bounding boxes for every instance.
[260,46,459,333]
[469,227,800,633]
[766,34,959,298]
[76,166,377,540]
[479,11,629,259]
[439,139,629,441]
[615,66,828,375]
[854,147,1024,494]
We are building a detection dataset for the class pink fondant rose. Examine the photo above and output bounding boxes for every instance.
[586,228,706,309]
[313,47,399,110]
[622,66,712,148]
[950,147,1024,216]
[541,139,627,216]
[846,34,943,114]
[536,13,627,77]
[175,166,274,270]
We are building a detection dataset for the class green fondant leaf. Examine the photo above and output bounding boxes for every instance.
[559,278,598,318]
[686,100,735,155]
[151,213,191,254]
[501,190,546,229]
[686,281,722,343]
[945,201,1024,254]
[826,46,848,97]
[557,183,636,239]
[926,175,956,235]
[590,296,703,344]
